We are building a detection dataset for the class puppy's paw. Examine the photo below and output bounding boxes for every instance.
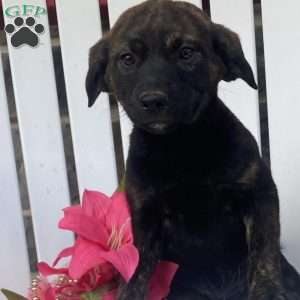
[117,284,146,300]
[117,291,145,300]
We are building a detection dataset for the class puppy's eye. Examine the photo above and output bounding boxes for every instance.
[120,52,136,66]
[179,47,195,60]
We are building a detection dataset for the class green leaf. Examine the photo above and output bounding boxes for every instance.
[1,289,27,300]
[81,289,102,300]
[80,284,114,300]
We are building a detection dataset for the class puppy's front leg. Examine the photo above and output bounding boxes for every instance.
[246,182,287,300]
[117,200,162,300]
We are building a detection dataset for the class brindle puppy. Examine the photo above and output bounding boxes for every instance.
[85,0,300,299]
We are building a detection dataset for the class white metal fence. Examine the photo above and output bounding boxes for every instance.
[0,0,300,298]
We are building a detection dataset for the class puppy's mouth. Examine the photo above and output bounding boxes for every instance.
[149,122,168,130]
[141,121,175,134]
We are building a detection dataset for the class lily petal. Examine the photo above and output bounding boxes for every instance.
[59,210,109,247]
[43,285,56,300]
[98,244,139,282]
[52,246,75,267]
[37,262,68,276]
[108,192,131,226]
[68,238,108,279]
[82,190,111,219]
[148,261,179,300]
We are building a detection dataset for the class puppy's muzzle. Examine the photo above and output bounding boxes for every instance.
[139,91,168,113]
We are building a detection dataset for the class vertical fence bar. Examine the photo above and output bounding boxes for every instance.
[210,0,261,146]
[0,50,30,299]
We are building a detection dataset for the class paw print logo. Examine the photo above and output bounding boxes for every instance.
[5,16,45,47]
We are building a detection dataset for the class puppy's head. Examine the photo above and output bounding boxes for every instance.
[86,0,257,134]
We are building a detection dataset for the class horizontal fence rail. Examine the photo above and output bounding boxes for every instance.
[0,0,299,298]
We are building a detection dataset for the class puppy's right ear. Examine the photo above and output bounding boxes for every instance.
[86,38,109,107]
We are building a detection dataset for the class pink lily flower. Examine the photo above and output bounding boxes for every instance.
[36,190,179,300]
[58,190,139,282]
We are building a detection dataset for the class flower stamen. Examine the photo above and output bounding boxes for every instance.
[107,218,131,250]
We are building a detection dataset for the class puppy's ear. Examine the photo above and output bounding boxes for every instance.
[86,38,109,107]
[212,24,257,89]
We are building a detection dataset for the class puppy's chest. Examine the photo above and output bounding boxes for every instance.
[160,183,247,266]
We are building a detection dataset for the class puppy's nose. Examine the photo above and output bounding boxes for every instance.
[139,92,168,112]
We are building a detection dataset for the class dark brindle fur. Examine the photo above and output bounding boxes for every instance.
[85,0,300,299]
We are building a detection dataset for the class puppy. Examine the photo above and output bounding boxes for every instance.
[86,0,300,299]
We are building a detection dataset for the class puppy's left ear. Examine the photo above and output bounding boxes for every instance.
[86,38,110,107]
[212,23,257,89]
